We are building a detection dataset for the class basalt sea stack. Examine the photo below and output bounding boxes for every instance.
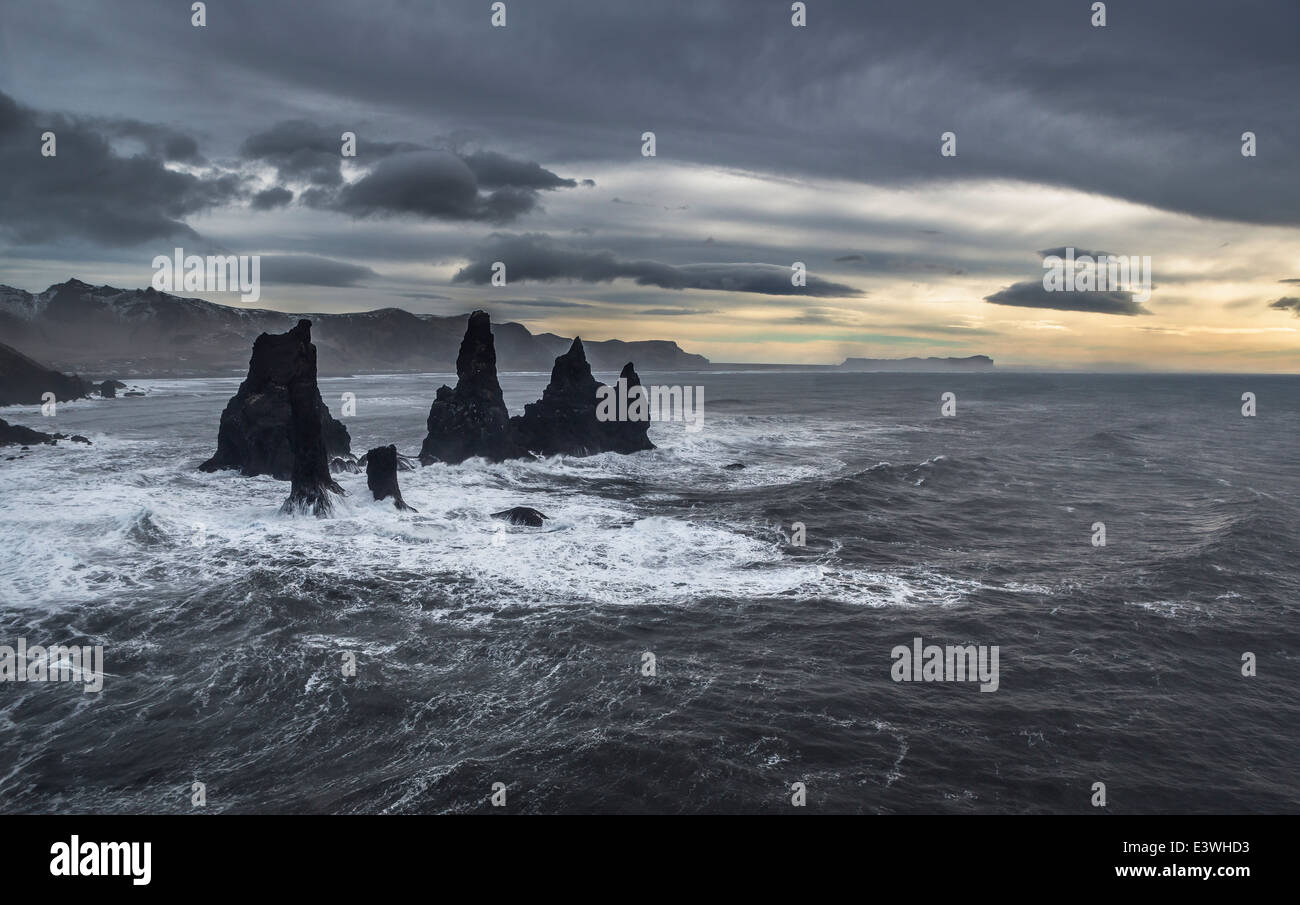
[419,310,519,464]
[511,337,655,457]
[601,362,655,454]
[366,444,414,511]
[200,319,351,480]
[419,314,656,463]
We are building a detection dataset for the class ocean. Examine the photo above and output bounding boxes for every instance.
[1,370,1297,813]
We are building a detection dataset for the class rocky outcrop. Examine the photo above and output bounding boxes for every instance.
[365,445,415,511]
[419,310,520,464]
[0,341,92,406]
[276,321,344,516]
[0,417,90,447]
[99,379,126,398]
[418,314,656,464]
[510,337,656,457]
[330,455,363,474]
[601,362,655,454]
[200,319,351,480]
[492,506,548,527]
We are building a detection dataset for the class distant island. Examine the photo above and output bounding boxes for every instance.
[838,355,994,372]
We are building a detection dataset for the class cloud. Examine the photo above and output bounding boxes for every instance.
[334,151,552,222]
[240,122,580,223]
[258,255,377,287]
[241,120,417,187]
[0,90,244,246]
[461,150,576,190]
[639,307,716,316]
[984,281,1151,316]
[497,299,594,309]
[452,234,863,296]
[99,119,204,163]
[251,187,294,210]
[1037,247,1116,261]
[1268,297,1300,316]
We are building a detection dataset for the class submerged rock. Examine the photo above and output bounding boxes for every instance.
[200,319,351,480]
[330,454,363,474]
[99,379,126,399]
[723,463,745,470]
[366,444,415,512]
[0,417,91,447]
[491,506,548,527]
[419,310,519,464]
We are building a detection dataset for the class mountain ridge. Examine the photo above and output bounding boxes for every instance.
[0,279,711,377]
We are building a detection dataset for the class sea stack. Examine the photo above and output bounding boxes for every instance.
[509,337,610,457]
[275,321,345,516]
[200,319,351,479]
[366,444,414,511]
[419,310,519,464]
[602,362,655,454]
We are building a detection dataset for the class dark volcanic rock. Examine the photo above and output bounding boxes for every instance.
[200,319,351,480]
[274,321,344,516]
[366,444,415,511]
[509,337,606,457]
[0,341,92,406]
[330,454,362,474]
[491,506,548,527]
[602,362,655,454]
[419,310,520,464]
[723,463,745,470]
[419,313,655,464]
[98,379,126,398]
[0,417,91,447]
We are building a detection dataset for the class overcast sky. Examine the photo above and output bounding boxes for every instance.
[1,0,1297,369]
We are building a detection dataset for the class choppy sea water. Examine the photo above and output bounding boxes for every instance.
[0,371,1297,814]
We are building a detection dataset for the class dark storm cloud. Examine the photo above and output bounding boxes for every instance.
[240,120,581,223]
[333,151,563,222]
[0,90,244,246]
[461,151,577,191]
[100,119,204,163]
[984,281,1151,316]
[1268,297,1300,316]
[241,119,419,187]
[250,187,293,210]
[258,255,377,287]
[10,0,1286,226]
[452,234,862,297]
